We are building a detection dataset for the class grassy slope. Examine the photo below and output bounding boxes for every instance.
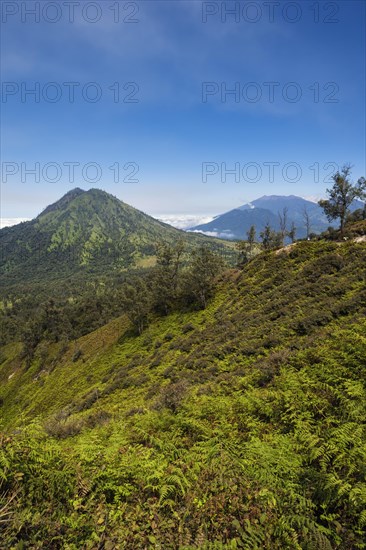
[1,240,366,549]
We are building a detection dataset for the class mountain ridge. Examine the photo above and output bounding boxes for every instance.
[190,194,364,239]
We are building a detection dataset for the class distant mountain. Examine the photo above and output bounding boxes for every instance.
[189,195,364,240]
[189,207,280,239]
[0,188,234,288]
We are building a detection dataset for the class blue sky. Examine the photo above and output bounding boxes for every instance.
[1,0,365,222]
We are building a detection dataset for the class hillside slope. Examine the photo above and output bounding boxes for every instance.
[0,188,235,290]
[1,240,366,548]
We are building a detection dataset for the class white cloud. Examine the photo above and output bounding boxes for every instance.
[301,195,323,203]
[157,214,214,230]
[0,218,30,229]
[187,229,235,240]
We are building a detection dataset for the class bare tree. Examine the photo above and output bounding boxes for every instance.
[278,207,288,245]
[302,206,311,239]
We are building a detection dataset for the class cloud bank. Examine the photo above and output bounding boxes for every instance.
[0,218,31,229]
[157,214,214,230]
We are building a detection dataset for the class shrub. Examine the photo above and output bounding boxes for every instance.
[72,348,83,362]
[73,389,100,412]
[44,415,84,438]
[182,323,195,334]
[154,380,189,413]
[85,409,111,428]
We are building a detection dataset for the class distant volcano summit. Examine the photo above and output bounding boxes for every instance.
[189,195,364,239]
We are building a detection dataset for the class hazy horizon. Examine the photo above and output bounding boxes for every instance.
[0,190,324,229]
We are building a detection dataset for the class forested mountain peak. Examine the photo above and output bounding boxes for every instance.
[39,187,86,216]
[0,188,235,290]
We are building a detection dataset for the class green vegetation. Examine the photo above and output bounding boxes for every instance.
[236,225,259,265]
[0,188,236,294]
[259,222,282,250]
[1,236,366,548]
[319,166,366,235]
[0,242,226,351]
